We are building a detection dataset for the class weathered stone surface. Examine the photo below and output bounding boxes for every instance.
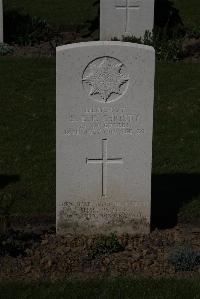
[0,0,3,42]
[56,41,155,235]
[100,0,155,40]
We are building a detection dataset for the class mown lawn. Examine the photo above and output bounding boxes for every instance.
[0,58,199,218]
[154,61,200,174]
[153,61,200,224]
[3,0,98,29]
[3,0,200,28]
[174,0,200,28]
[0,278,200,299]
[0,57,55,214]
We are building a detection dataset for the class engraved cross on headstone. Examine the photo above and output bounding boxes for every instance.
[115,0,141,33]
[86,139,123,197]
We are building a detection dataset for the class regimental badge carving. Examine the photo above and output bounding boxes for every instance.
[82,57,130,103]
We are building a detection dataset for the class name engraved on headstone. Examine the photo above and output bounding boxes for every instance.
[64,107,144,136]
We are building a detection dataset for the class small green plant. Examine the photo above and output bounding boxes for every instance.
[113,30,183,61]
[0,43,14,56]
[88,233,124,258]
[121,35,142,44]
[4,9,60,46]
[187,25,200,39]
[112,30,153,45]
[168,246,200,271]
[155,38,183,61]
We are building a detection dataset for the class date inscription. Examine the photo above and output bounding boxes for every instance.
[64,107,144,136]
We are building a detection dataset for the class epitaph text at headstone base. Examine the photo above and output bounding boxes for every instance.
[100,0,155,41]
[56,41,155,235]
[0,0,3,42]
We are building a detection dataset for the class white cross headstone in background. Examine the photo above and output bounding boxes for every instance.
[115,0,141,33]
[100,0,155,40]
[0,0,3,43]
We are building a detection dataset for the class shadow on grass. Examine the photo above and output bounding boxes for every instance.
[151,173,200,229]
[154,0,184,36]
[0,175,20,190]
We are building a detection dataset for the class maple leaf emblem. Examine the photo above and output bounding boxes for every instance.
[82,58,129,102]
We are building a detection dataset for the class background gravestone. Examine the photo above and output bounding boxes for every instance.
[100,0,155,40]
[0,0,3,42]
[56,41,155,235]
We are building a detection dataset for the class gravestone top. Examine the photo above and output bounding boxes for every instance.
[0,0,3,43]
[100,0,155,40]
[56,41,155,235]
[57,41,154,51]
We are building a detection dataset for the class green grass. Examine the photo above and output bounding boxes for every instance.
[3,0,200,29]
[154,61,200,174]
[0,57,55,214]
[179,198,200,222]
[173,0,200,28]
[0,58,200,218]
[0,279,200,299]
[4,0,98,29]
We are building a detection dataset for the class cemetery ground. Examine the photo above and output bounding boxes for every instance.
[0,57,200,286]
[0,0,200,296]
[0,58,199,216]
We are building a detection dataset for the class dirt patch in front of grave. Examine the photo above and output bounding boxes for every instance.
[0,220,199,281]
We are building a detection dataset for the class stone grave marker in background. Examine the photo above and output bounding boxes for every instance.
[56,41,155,235]
[0,0,3,42]
[100,0,155,40]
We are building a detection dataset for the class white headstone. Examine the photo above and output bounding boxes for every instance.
[0,0,3,43]
[56,41,155,235]
[100,0,155,40]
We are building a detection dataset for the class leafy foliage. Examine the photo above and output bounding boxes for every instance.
[89,233,124,258]
[186,25,200,39]
[155,37,183,61]
[0,43,14,56]
[113,30,184,61]
[0,230,41,257]
[168,246,200,271]
[4,9,63,46]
